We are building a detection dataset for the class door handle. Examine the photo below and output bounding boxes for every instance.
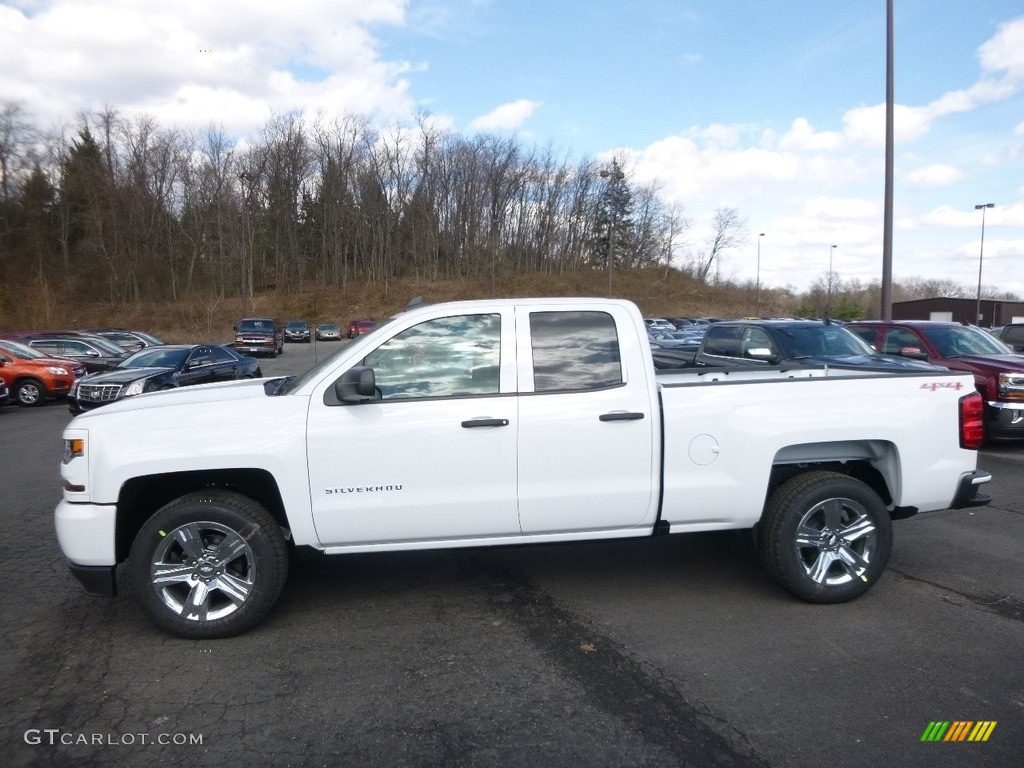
[461,418,510,428]
[599,412,645,422]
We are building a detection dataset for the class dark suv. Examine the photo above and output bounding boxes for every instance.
[18,333,127,372]
[992,323,1024,353]
[693,320,942,371]
[233,318,284,357]
[284,320,311,343]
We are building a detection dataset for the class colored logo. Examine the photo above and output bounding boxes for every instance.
[921,721,996,742]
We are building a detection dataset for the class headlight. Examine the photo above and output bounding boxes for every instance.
[46,366,69,375]
[123,380,147,397]
[998,372,1024,400]
[63,437,85,464]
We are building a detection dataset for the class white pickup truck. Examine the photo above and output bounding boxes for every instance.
[56,298,992,638]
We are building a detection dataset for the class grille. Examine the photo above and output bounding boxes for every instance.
[78,383,123,402]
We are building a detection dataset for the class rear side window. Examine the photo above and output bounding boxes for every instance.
[702,326,742,358]
[882,329,923,355]
[529,311,622,392]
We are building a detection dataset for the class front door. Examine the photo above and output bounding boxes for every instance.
[307,311,520,547]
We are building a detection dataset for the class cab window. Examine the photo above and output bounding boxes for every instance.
[363,314,501,400]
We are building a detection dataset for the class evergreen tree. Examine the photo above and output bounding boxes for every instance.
[590,160,633,270]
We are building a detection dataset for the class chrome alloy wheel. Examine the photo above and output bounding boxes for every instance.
[149,521,256,622]
[793,497,878,586]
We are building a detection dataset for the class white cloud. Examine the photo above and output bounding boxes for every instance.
[778,118,843,152]
[0,0,413,132]
[979,17,1024,82]
[468,99,542,131]
[904,164,964,188]
[841,103,933,146]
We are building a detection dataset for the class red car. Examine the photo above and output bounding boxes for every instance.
[0,338,86,406]
[846,320,1024,441]
[347,319,376,338]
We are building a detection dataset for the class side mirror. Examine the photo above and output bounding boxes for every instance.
[233,325,238,332]
[746,347,777,363]
[899,346,929,360]
[335,366,378,403]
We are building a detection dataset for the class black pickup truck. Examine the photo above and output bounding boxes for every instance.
[652,320,941,371]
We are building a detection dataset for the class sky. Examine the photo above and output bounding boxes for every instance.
[2,0,1023,298]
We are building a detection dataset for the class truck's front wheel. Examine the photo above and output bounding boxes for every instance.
[128,491,288,639]
[759,471,892,603]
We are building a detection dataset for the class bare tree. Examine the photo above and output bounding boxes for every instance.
[695,207,746,283]
[0,100,36,204]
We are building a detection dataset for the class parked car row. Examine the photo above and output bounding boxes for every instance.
[1,326,264,413]
[235,317,370,354]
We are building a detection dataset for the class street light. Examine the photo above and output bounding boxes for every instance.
[599,165,625,298]
[975,203,995,325]
[755,233,766,316]
[827,244,838,319]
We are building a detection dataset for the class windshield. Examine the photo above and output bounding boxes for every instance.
[0,339,48,359]
[319,324,338,331]
[135,331,165,346]
[119,347,191,369]
[287,321,307,329]
[239,319,276,333]
[921,326,1012,357]
[85,336,129,356]
[774,325,876,358]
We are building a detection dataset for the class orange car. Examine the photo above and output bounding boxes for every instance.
[0,338,86,406]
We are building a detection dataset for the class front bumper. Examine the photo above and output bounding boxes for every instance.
[985,401,1024,441]
[234,340,276,355]
[69,563,117,597]
[55,499,117,565]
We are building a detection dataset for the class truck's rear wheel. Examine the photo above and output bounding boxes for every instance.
[759,471,892,603]
[128,491,288,638]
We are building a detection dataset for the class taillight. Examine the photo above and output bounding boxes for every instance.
[959,392,985,450]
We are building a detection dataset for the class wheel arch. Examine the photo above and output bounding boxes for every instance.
[767,440,899,513]
[115,469,289,563]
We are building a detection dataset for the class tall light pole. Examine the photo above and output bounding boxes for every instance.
[755,232,766,316]
[975,203,995,325]
[827,244,838,319]
[600,164,625,298]
[881,0,895,320]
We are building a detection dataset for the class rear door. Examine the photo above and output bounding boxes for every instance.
[515,305,659,535]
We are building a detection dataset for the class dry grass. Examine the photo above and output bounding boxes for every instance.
[0,270,780,342]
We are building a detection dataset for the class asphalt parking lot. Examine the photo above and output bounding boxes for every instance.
[2,340,1021,768]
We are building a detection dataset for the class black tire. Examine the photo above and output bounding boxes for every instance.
[759,471,892,604]
[128,490,288,639]
[15,377,46,406]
